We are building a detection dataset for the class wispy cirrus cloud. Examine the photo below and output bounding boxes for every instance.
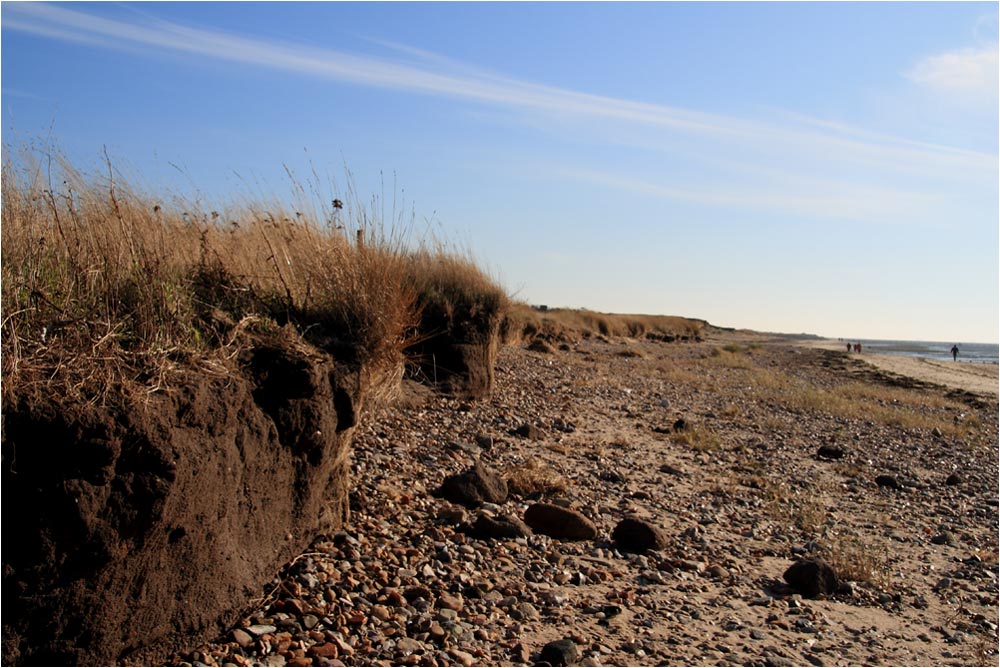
[4,1,995,182]
[558,166,948,226]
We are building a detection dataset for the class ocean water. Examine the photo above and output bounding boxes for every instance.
[843,339,999,364]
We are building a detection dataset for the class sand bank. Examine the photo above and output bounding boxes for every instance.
[800,339,998,397]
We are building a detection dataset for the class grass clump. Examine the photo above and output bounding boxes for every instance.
[672,424,722,452]
[505,460,568,498]
[404,248,508,341]
[823,534,892,590]
[1,147,504,405]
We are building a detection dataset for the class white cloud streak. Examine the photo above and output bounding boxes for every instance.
[907,45,999,95]
[559,166,947,225]
[4,1,995,181]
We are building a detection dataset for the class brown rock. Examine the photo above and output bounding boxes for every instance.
[816,444,846,460]
[512,423,546,440]
[540,638,581,666]
[308,643,339,659]
[437,593,464,612]
[468,513,532,540]
[707,564,730,579]
[439,462,508,508]
[611,516,667,553]
[231,628,254,647]
[524,503,598,540]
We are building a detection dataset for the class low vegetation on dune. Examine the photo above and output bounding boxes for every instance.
[504,302,705,346]
[0,148,508,406]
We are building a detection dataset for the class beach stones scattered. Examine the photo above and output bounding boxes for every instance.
[176,339,997,668]
[611,516,667,553]
[439,462,508,507]
[783,558,839,599]
[523,503,597,540]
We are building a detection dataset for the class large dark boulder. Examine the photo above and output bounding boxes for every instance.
[612,516,667,553]
[2,337,365,665]
[783,557,840,598]
[540,639,581,666]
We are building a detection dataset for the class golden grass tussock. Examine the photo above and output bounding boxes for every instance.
[1,147,505,404]
[505,460,568,498]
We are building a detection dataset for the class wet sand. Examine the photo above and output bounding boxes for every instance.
[800,339,998,397]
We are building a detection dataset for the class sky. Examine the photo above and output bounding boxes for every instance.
[2,2,998,343]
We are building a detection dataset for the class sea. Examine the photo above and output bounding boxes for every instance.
[843,339,999,364]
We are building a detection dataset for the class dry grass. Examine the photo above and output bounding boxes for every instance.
[967,632,999,667]
[671,424,722,452]
[1,147,504,405]
[823,534,892,590]
[505,460,568,497]
[712,359,974,438]
[404,247,508,339]
[503,303,705,346]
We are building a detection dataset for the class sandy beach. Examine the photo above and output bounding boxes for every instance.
[799,339,998,397]
[177,332,999,667]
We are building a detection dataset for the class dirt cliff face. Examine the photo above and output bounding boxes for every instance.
[2,336,363,666]
[410,300,503,400]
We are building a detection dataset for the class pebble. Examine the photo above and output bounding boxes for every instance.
[247,625,277,636]
[231,629,254,647]
[396,638,423,655]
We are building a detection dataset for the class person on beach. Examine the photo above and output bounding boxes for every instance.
[847,342,852,353]
[951,345,959,361]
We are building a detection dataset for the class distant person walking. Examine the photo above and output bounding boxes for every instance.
[847,342,852,353]
[951,344,959,361]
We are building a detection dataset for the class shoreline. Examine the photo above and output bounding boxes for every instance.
[796,338,999,397]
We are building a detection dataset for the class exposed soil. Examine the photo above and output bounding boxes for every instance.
[2,334,365,666]
[176,333,999,667]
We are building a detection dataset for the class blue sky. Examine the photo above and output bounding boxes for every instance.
[3,2,997,342]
